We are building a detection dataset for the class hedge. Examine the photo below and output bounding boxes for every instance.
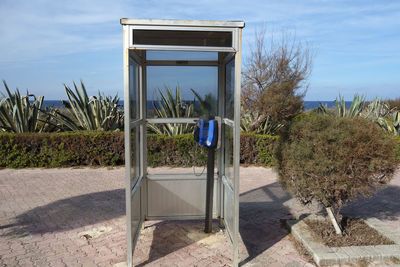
[146,134,208,167]
[2,131,397,168]
[396,136,400,162]
[240,133,279,166]
[0,131,124,168]
[0,131,279,168]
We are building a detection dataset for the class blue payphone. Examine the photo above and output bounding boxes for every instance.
[197,120,218,148]
[194,118,220,233]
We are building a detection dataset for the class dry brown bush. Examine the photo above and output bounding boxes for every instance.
[276,115,399,232]
[242,29,313,128]
[386,97,400,111]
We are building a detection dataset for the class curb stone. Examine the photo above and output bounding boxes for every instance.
[287,214,400,266]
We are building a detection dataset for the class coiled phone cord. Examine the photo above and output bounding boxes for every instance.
[193,142,206,176]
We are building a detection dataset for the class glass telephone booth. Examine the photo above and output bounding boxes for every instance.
[120,18,244,267]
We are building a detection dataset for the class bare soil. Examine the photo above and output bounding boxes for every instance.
[304,217,395,247]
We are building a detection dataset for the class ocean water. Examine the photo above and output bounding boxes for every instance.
[303,101,352,110]
[42,100,351,110]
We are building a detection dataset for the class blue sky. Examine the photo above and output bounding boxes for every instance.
[0,0,399,101]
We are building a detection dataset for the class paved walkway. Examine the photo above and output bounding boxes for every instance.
[0,167,399,266]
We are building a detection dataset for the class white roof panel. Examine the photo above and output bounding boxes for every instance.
[120,18,245,28]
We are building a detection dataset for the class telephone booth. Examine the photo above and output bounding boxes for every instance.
[120,19,244,266]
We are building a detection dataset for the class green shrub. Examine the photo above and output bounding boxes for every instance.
[0,131,124,168]
[240,133,278,166]
[148,133,279,167]
[276,114,399,232]
[147,134,208,167]
[0,132,279,168]
[292,112,314,122]
[1,130,397,170]
[395,136,400,162]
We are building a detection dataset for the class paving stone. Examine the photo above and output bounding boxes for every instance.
[0,167,399,266]
[339,246,363,261]
[372,245,400,258]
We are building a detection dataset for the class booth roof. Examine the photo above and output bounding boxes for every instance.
[120,18,245,28]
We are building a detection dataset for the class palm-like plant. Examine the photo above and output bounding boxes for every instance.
[0,80,52,132]
[147,86,194,136]
[379,111,400,136]
[190,89,217,117]
[315,95,365,117]
[240,111,255,133]
[393,112,400,136]
[336,94,365,117]
[240,110,283,135]
[364,97,391,119]
[314,93,400,136]
[53,81,123,131]
[317,94,390,119]
[314,103,329,114]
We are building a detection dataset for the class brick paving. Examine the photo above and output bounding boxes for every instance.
[0,167,399,266]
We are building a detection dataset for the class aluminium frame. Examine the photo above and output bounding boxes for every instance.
[121,18,243,267]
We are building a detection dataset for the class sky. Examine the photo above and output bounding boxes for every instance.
[0,0,399,101]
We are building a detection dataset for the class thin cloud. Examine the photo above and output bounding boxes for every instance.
[0,0,399,99]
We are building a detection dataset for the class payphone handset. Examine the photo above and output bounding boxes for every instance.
[194,117,221,149]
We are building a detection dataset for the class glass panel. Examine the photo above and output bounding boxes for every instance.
[129,59,140,120]
[146,51,218,61]
[224,125,234,183]
[131,126,140,187]
[225,59,235,120]
[131,185,141,237]
[146,66,218,118]
[133,30,232,47]
[224,184,234,237]
[146,130,210,175]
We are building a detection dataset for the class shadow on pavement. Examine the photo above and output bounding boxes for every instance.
[2,177,399,266]
[134,182,295,266]
[238,183,400,266]
[134,220,222,267]
[238,182,294,266]
[1,189,125,237]
[342,184,400,221]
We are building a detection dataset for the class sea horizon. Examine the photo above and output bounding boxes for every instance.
[40,100,351,110]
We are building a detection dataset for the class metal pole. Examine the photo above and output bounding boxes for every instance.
[204,147,215,233]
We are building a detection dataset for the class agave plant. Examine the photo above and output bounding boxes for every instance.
[364,97,391,119]
[314,93,400,136]
[53,81,123,131]
[240,111,255,133]
[240,110,283,135]
[147,86,194,136]
[314,103,329,114]
[317,94,390,119]
[314,94,366,117]
[190,89,217,117]
[393,111,400,136]
[336,94,365,117]
[380,111,400,136]
[0,80,53,132]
